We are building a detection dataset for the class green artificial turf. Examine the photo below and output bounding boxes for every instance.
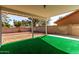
[0,35,79,54]
[42,35,79,54]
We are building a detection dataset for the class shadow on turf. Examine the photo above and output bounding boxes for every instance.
[0,36,68,54]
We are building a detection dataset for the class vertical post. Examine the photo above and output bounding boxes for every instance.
[45,20,47,35]
[31,18,34,38]
[0,7,2,47]
[0,18,2,46]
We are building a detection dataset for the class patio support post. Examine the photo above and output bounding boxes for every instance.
[45,20,48,35]
[31,18,34,38]
[0,19,2,46]
[0,7,2,46]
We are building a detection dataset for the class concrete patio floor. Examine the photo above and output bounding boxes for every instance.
[2,32,44,44]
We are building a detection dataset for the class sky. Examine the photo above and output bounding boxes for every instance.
[6,11,74,26]
[48,11,74,26]
[7,14,31,25]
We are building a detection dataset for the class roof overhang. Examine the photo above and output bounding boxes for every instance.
[1,6,46,20]
[1,5,79,20]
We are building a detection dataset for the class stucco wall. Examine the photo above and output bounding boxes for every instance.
[2,25,79,36]
[2,27,31,33]
[34,25,79,36]
[34,26,45,33]
[57,26,69,34]
[34,26,58,34]
[71,24,79,36]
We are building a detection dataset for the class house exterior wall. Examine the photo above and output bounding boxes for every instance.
[71,24,79,36]
[56,11,79,25]
[54,10,79,36]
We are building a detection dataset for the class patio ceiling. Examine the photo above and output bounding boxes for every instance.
[1,5,79,19]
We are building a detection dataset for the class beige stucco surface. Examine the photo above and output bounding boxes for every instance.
[34,25,79,36]
[1,5,79,18]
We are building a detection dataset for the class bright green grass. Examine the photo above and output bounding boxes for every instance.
[0,35,79,54]
[42,35,79,54]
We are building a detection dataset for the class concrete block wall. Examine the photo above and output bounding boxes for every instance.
[2,27,31,33]
[33,24,79,36]
[2,24,79,36]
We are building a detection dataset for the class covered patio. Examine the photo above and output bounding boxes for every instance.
[1,5,79,54]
